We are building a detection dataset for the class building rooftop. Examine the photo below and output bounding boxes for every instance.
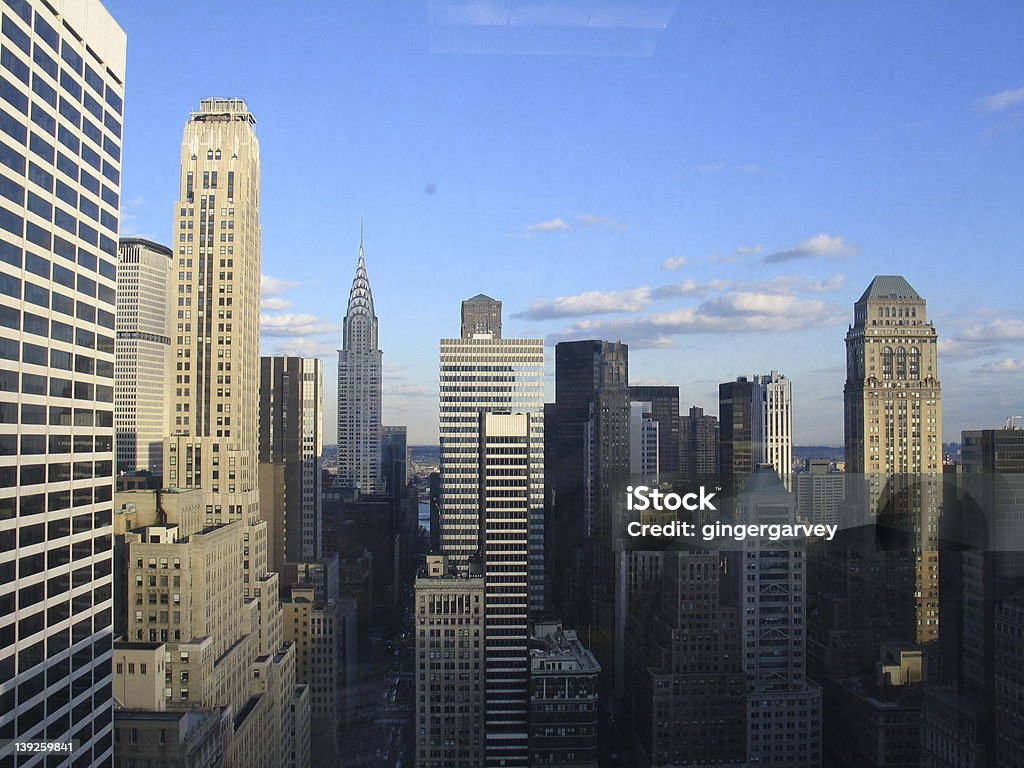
[858,275,922,303]
[119,237,173,257]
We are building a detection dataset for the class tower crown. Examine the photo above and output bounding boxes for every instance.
[342,226,379,352]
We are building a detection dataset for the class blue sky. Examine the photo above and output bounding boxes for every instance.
[105,1,1024,445]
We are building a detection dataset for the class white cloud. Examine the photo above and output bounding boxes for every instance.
[735,244,764,255]
[697,161,725,173]
[524,217,570,235]
[576,213,624,230]
[267,337,337,358]
[975,358,1024,374]
[662,256,687,271]
[261,274,299,297]
[650,279,730,299]
[959,318,1024,342]
[763,234,853,264]
[383,383,433,397]
[979,86,1024,112]
[261,296,291,311]
[260,313,339,338]
[516,287,651,319]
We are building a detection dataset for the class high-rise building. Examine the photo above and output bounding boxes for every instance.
[740,467,822,767]
[680,405,719,479]
[719,377,755,482]
[381,424,408,495]
[259,356,323,572]
[842,275,942,645]
[460,292,501,338]
[628,385,679,476]
[414,554,486,768]
[751,371,793,489]
[629,401,659,477]
[439,297,544,612]
[116,237,173,476]
[720,372,793,492]
[546,340,629,623]
[0,2,126,763]
[112,97,306,768]
[632,550,746,767]
[336,227,382,493]
[794,460,844,526]
[993,594,1024,767]
[479,412,531,767]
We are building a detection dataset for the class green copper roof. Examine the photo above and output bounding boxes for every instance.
[858,275,922,303]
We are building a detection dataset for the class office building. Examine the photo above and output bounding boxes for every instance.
[439,297,544,612]
[740,467,822,768]
[994,594,1024,767]
[794,460,844,526]
[414,554,486,768]
[259,356,323,572]
[336,227,382,493]
[528,620,600,768]
[460,292,501,338]
[751,371,793,489]
[628,384,679,477]
[720,372,792,492]
[282,585,342,765]
[116,237,173,476]
[629,401,659,477]
[479,412,532,767]
[680,405,719,479]
[0,2,126,763]
[381,424,408,495]
[546,340,629,621]
[632,550,746,767]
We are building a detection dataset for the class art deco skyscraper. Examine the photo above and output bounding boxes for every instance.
[165,98,268,587]
[336,227,382,493]
[844,275,942,643]
[0,2,125,764]
[116,237,173,476]
[751,371,793,489]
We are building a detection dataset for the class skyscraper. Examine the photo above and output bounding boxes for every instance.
[680,405,719,480]
[114,97,306,768]
[720,372,793,492]
[336,227,382,493]
[259,356,323,572]
[0,2,125,763]
[116,237,173,476]
[439,297,544,612]
[628,384,679,476]
[740,467,823,767]
[751,370,793,489]
[479,412,531,767]
[843,275,942,644]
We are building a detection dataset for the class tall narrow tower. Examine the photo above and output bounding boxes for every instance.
[336,226,382,493]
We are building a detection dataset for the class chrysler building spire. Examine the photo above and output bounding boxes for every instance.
[338,226,383,492]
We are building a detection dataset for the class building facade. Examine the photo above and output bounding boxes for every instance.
[751,371,793,489]
[336,228,382,493]
[414,554,486,768]
[0,1,126,763]
[628,385,679,477]
[680,405,719,479]
[480,412,532,767]
[439,297,544,612]
[259,355,323,571]
[116,237,173,476]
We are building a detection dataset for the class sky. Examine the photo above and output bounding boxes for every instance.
[104,1,1024,446]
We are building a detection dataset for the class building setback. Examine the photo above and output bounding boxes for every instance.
[116,237,173,476]
[336,227,383,493]
[0,2,126,763]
